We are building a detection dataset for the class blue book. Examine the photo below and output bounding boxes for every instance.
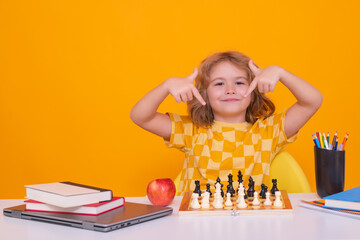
[323,186,360,211]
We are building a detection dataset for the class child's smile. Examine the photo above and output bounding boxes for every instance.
[207,61,251,123]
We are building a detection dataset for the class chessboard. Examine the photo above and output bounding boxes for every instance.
[178,190,293,216]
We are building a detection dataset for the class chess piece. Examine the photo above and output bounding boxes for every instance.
[225,192,233,207]
[264,192,272,206]
[271,179,279,194]
[191,193,200,209]
[213,182,223,209]
[227,173,235,197]
[247,177,255,197]
[201,192,210,209]
[237,170,243,183]
[237,182,244,199]
[237,170,243,194]
[261,186,268,199]
[205,183,212,196]
[273,191,283,207]
[237,190,247,208]
[193,180,201,197]
[252,192,260,206]
[236,185,244,204]
[215,177,224,198]
[260,184,266,199]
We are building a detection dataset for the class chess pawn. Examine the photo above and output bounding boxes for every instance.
[264,192,272,206]
[273,191,283,207]
[225,192,233,207]
[201,192,210,209]
[190,193,200,209]
[237,191,247,208]
[252,191,260,206]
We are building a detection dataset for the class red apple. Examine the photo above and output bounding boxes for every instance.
[147,178,176,206]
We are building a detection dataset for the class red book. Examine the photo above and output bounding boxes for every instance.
[25,197,125,216]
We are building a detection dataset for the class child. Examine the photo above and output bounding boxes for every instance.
[130,51,322,195]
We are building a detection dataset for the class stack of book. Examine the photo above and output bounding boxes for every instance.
[24,181,124,216]
[300,186,360,220]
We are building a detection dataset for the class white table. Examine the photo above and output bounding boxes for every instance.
[1,193,359,240]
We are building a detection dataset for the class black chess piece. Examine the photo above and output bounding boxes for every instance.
[264,186,268,197]
[220,183,224,198]
[206,183,212,196]
[237,170,244,194]
[237,170,243,184]
[247,177,255,197]
[243,186,248,199]
[227,173,235,197]
[260,184,266,199]
[271,179,279,194]
[193,180,201,197]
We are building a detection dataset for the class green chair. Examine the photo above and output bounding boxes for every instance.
[173,150,311,194]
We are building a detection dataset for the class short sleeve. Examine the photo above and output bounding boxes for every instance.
[271,108,299,149]
[164,113,194,152]
[258,108,299,156]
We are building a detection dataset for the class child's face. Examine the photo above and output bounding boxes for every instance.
[207,61,251,122]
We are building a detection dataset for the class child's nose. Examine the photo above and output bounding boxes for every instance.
[225,85,236,94]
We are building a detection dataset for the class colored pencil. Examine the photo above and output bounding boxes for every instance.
[312,134,320,148]
[317,132,324,148]
[327,132,330,144]
[342,133,349,150]
[322,132,327,149]
[323,132,329,150]
[316,132,324,148]
[332,131,337,150]
[334,136,338,151]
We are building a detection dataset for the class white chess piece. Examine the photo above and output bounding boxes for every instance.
[236,183,245,203]
[236,185,244,204]
[237,182,244,195]
[252,191,260,206]
[201,192,210,209]
[273,191,283,207]
[225,192,233,207]
[212,182,223,208]
[213,196,223,209]
[264,191,272,206]
[237,191,247,208]
[190,193,200,209]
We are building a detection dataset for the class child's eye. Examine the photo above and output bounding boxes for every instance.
[236,81,244,85]
[215,82,224,86]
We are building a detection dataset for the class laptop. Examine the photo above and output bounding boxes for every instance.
[3,202,173,232]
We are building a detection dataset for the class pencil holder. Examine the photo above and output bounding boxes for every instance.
[314,146,345,198]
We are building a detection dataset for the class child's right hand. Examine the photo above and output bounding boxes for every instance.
[165,67,206,105]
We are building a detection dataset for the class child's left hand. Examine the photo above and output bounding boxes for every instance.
[243,60,283,97]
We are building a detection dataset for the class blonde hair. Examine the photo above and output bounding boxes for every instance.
[187,51,275,127]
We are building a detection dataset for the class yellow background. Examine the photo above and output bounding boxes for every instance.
[1,0,359,198]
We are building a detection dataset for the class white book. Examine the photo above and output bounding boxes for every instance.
[25,197,124,216]
[25,181,113,208]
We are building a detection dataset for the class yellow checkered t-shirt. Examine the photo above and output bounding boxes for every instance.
[165,109,298,195]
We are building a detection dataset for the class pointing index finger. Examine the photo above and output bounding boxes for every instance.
[244,78,258,97]
[191,85,206,105]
